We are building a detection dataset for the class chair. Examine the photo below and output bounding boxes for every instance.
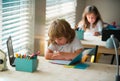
[82,45,98,63]
[91,45,98,62]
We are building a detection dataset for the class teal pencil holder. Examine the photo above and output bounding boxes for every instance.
[75,29,84,40]
[15,57,38,72]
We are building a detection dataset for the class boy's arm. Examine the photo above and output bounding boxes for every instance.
[59,48,83,60]
[44,49,54,60]
[45,49,65,60]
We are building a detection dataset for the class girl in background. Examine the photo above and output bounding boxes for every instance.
[75,5,104,36]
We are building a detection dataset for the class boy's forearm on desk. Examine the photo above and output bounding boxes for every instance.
[45,52,65,60]
[59,49,83,60]
[45,49,83,60]
[44,53,53,60]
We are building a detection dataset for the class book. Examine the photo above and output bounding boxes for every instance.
[49,48,96,65]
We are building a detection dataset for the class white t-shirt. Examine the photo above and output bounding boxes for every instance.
[48,37,83,53]
[78,20,103,36]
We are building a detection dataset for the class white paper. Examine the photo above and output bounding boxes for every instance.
[49,60,71,65]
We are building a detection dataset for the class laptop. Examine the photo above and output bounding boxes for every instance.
[6,36,16,67]
[49,48,95,65]
[102,26,120,41]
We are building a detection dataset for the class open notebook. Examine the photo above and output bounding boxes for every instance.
[49,48,95,65]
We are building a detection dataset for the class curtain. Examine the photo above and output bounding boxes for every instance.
[0,0,34,54]
[46,0,76,36]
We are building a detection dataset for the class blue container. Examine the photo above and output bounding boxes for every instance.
[75,29,84,40]
[15,57,38,72]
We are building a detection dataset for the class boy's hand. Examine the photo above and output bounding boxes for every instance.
[52,53,65,60]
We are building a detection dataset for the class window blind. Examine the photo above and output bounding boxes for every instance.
[46,0,76,36]
[0,0,34,54]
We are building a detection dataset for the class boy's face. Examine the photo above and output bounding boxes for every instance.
[86,13,97,24]
[55,37,67,45]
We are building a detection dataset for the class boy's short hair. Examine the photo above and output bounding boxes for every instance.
[48,19,75,44]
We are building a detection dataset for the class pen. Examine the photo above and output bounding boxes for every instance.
[54,47,63,53]
[59,47,63,51]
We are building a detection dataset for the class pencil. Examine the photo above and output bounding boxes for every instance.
[59,47,63,51]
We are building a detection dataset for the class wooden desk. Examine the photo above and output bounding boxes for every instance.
[81,35,120,54]
[0,57,117,81]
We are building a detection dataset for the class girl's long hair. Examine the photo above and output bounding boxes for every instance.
[75,5,103,30]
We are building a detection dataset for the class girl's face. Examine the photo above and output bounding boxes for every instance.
[55,37,67,45]
[86,13,97,24]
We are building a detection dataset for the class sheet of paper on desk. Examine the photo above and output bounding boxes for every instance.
[49,60,71,65]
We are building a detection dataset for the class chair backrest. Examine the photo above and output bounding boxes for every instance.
[84,45,98,63]
[92,45,98,62]
[6,36,15,67]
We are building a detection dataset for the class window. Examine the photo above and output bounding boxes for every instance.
[0,0,34,54]
[46,0,76,34]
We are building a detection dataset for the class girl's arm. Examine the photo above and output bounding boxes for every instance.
[93,32,101,36]
[75,21,84,30]
[96,20,103,33]
[93,20,103,36]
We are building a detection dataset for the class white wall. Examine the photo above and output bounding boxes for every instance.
[77,0,120,25]
[35,0,46,36]
[75,0,86,24]
[34,0,46,54]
